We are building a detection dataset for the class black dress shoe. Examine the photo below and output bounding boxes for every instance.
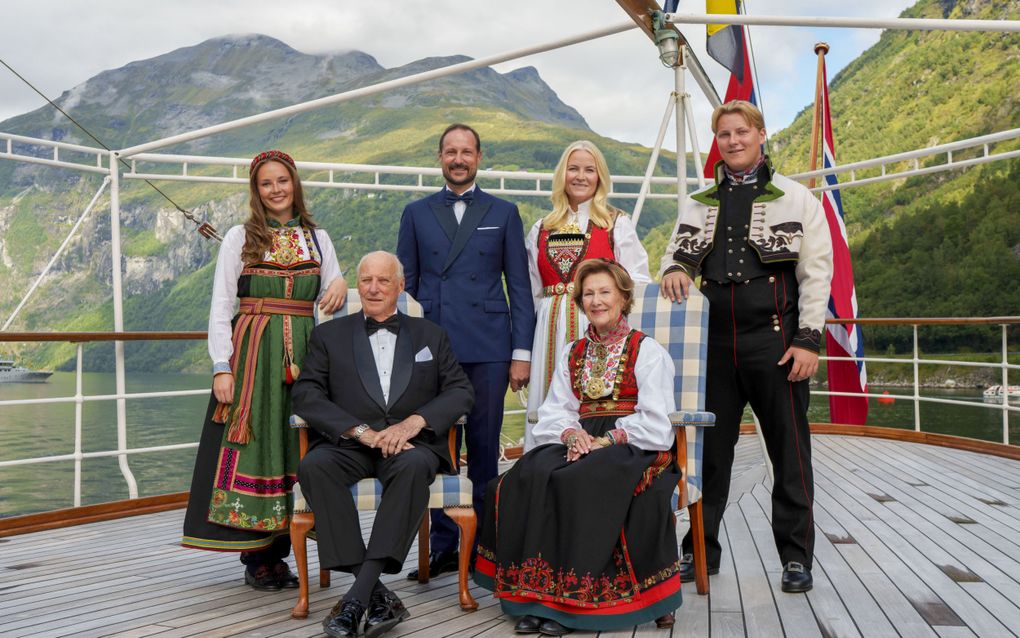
[323,599,366,638]
[244,565,282,591]
[781,561,813,593]
[537,618,572,636]
[405,550,459,580]
[514,615,542,634]
[678,553,719,583]
[655,612,675,628]
[273,562,300,589]
[365,589,410,637]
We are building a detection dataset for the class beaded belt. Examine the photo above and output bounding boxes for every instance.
[578,398,637,418]
[542,281,576,297]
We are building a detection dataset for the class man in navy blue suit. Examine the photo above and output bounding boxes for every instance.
[397,123,535,578]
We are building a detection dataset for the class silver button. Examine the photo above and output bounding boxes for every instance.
[769,276,776,283]
[728,237,733,242]
[744,225,749,229]
[739,259,744,264]
[741,247,746,252]
[727,272,733,277]
[727,226,732,231]
[773,326,781,332]
[736,272,742,277]
[728,249,733,254]
[771,314,778,319]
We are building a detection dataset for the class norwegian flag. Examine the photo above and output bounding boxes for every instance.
[819,58,868,425]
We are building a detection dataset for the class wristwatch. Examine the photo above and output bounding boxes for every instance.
[342,424,370,441]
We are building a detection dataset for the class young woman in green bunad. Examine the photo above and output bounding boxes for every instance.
[183,150,347,590]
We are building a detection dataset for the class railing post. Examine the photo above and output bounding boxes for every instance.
[73,343,84,507]
[913,324,921,432]
[109,152,139,499]
[1003,323,1010,445]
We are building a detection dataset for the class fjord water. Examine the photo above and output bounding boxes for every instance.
[1,372,1018,518]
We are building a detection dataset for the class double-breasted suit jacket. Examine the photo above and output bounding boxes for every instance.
[397,187,534,364]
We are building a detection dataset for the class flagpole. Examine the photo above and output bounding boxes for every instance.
[807,42,829,189]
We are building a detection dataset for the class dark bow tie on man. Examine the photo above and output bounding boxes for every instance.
[366,315,400,335]
[444,190,474,207]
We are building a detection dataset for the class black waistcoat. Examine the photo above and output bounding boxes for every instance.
[702,173,793,284]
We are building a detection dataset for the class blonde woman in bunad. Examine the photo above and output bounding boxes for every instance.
[523,140,650,450]
[182,150,347,591]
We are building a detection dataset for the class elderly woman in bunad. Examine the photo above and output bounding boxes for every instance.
[475,259,681,636]
[523,141,651,450]
[182,150,348,591]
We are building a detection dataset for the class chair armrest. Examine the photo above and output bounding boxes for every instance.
[669,411,715,428]
[289,414,309,429]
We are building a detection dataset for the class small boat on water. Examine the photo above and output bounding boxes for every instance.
[0,357,52,383]
[982,384,1020,401]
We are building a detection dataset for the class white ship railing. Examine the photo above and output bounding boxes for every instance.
[2,10,1019,511]
[0,318,1017,509]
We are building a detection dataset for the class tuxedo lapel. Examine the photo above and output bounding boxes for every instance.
[351,312,386,410]
[443,192,492,272]
[428,196,458,243]
[386,314,414,409]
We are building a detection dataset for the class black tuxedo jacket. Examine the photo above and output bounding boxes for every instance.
[292,311,474,475]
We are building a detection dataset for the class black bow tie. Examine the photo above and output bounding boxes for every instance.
[444,190,474,207]
[366,315,400,335]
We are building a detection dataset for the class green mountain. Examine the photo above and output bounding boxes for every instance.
[0,34,683,372]
[4,0,1020,372]
[770,0,1020,351]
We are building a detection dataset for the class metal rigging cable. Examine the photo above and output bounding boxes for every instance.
[0,57,222,241]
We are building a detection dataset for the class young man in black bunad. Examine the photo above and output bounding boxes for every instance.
[659,100,833,593]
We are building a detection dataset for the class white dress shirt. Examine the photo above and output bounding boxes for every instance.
[367,314,398,403]
[445,183,477,225]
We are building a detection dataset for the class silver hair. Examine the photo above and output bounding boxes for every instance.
[357,250,405,281]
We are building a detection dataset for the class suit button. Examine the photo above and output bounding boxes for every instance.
[728,237,733,242]
[727,226,732,231]
[472,302,478,307]
[736,272,742,277]
[738,259,744,264]
[442,275,448,281]
[470,274,477,281]
[727,272,733,277]
[769,276,776,283]
[433,250,439,255]
[728,249,733,254]
[773,325,781,332]
[771,314,778,320]
[479,250,485,255]
[741,247,746,252]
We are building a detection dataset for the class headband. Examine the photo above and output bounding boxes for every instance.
[249,150,296,176]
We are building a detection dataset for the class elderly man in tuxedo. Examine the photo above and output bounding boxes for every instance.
[397,123,535,576]
[293,251,474,638]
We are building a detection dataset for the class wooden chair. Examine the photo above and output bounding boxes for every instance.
[288,292,479,619]
[627,283,715,595]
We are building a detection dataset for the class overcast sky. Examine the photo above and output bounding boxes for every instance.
[1,1,917,155]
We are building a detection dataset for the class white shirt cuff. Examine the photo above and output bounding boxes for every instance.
[512,349,531,362]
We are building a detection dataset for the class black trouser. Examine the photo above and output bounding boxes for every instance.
[682,273,815,570]
[298,442,441,574]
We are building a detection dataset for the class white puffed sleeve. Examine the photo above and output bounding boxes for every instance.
[313,228,343,302]
[208,226,245,374]
[531,347,581,446]
[525,219,544,315]
[614,339,676,451]
[612,214,652,284]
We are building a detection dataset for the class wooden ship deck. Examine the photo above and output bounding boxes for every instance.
[3,434,1020,638]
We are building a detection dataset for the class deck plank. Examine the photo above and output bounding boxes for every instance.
[3,435,1020,638]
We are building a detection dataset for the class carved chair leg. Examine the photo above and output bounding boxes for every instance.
[290,512,316,619]
[445,506,479,611]
[689,500,710,595]
[417,513,430,584]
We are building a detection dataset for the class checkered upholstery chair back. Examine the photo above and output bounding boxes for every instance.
[626,284,713,505]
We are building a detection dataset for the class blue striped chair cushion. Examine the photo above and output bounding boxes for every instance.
[627,284,714,506]
[293,473,473,514]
